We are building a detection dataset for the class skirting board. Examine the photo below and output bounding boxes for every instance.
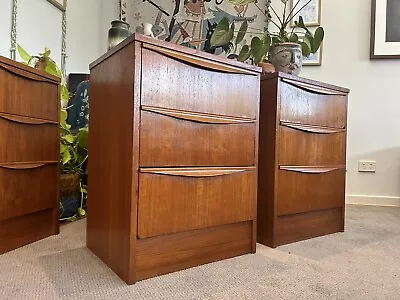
[346,195,400,207]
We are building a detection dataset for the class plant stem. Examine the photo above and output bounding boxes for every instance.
[285,0,313,27]
[269,4,284,27]
[282,1,287,25]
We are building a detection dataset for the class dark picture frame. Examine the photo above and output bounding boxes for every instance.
[370,0,400,59]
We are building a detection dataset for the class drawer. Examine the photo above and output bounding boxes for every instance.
[279,78,348,129]
[140,107,256,167]
[141,45,259,119]
[277,166,345,216]
[278,123,346,166]
[137,167,256,238]
[0,113,58,163]
[0,162,58,221]
[0,62,59,121]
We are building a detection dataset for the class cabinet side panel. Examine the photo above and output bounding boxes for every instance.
[257,78,278,247]
[87,44,136,283]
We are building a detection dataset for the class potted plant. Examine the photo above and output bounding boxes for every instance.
[266,0,324,75]
[210,0,324,75]
[17,45,88,221]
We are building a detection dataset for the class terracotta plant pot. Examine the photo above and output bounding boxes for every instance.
[258,62,276,75]
[60,172,81,219]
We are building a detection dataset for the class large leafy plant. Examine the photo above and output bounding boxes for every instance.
[17,45,88,220]
[210,17,271,65]
[210,0,324,64]
[17,45,69,107]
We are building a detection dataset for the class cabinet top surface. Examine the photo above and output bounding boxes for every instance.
[0,55,60,83]
[90,33,262,74]
[261,72,350,93]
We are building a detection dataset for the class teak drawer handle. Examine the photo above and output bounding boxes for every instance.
[143,44,258,76]
[142,106,255,124]
[0,162,57,170]
[279,166,344,174]
[282,78,347,96]
[0,113,58,125]
[140,167,255,177]
[0,63,58,84]
[281,122,346,134]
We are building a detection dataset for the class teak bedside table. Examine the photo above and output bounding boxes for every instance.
[87,34,261,284]
[0,56,60,254]
[257,72,350,247]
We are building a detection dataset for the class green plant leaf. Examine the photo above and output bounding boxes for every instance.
[78,128,89,149]
[272,36,282,44]
[297,16,311,35]
[43,48,51,57]
[303,33,313,51]
[300,41,311,57]
[235,20,248,45]
[77,208,86,217]
[62,149,72,165]
[17,45,31,62]
[312,27,324,53]
[60,109,68,123]
[62,134,75,143]
[237,45,251,62]
[251,36,269,65]
[61,85,69,102]
[45,60,59,77]
[289,33,298,42]
[210,17,234,47]
[261,34,271,54]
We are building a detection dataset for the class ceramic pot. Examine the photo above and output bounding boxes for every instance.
[108,20,131,50]
[269,42,302,75]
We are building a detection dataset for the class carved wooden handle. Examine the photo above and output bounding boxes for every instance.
[142,106,255,124]
[143,44,258,76]
[140,166,255,177]
[282,78,347,96]
[0,63,58,84]
[0,113,58,125]
[0,162,57,170]
[279,166,344,174]
[281,122,346,134]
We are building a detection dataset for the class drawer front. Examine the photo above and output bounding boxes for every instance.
[138,167,256,238]
[277,167,345,216]
[140,108,256,167]
[0,113,58,163]
[0,163,58,221]
[279,79,348,129]
[0,62,59,121]
[141,45,259,119]
[278,123,346,166]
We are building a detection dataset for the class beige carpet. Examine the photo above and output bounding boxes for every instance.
[1,204,400,300]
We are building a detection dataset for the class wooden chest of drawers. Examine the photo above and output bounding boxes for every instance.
[257,72,349,247]
[87,34,261,284]
[0,56,60,254]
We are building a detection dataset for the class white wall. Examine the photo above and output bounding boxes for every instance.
[284,0,400,206]
[0,0,105,74]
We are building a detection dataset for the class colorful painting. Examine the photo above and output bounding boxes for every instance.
[120,0,271,56]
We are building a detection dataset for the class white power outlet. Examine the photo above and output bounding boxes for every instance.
[358,160,376,172]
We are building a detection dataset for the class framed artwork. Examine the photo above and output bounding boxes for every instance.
[47,0,67,11]
[370,0,400,59]
[302,43,322,66]
[290,0,321,27]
